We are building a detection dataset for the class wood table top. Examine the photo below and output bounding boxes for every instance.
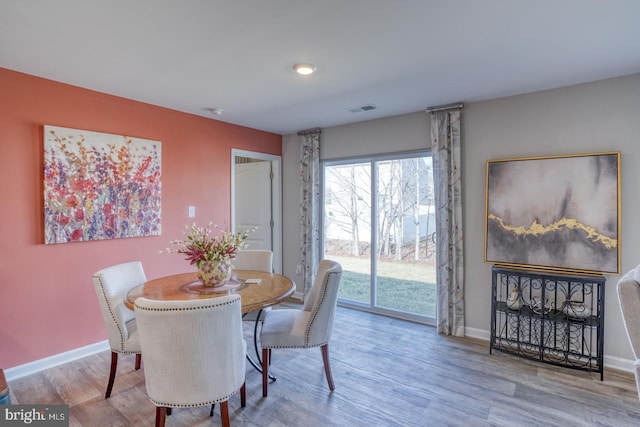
[124,270,295,313]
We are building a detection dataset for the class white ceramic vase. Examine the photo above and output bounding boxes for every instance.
[506,288,523,310]
[562,300,590,319]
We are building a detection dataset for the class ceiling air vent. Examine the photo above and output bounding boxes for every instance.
[347,103,379,113]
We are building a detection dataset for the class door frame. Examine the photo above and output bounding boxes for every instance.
[231,149,283,274]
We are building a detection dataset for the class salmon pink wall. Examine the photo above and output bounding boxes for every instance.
[0,67,282,368]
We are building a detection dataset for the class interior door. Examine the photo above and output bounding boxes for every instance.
[235,161,272,249]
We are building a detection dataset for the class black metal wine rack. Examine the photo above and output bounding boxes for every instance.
[490,266,605,380]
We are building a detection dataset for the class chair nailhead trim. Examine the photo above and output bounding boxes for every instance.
[150,386,242,408]
[304,271,338,347]
[135,298,238,312]
[263,342,326,350]
[95,275,128,352]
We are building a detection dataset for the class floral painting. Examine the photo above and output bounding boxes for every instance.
[44,125,161,244]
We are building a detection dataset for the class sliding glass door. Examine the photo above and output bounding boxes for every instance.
[323,151,436,323]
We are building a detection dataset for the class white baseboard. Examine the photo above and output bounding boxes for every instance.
[464,326,490,341]
[4,341,109,382]
[604,354,635,373]
[464,326,634,374]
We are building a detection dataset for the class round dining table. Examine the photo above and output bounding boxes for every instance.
[125,269,295,380]
[124,269,295,312]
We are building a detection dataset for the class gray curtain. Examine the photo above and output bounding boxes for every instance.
[299,128,321,298]
[429,108,464,336]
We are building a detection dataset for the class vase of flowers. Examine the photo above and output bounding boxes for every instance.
[163,222,250,287]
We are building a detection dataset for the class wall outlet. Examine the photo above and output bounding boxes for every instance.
[188,206,196,218]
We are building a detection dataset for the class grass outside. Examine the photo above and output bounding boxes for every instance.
[327,255,437,317]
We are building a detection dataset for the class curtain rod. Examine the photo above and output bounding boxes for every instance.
[426,102,464,113]
[297,127,321,136]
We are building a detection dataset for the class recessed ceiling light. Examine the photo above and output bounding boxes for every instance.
[293,63,316,75]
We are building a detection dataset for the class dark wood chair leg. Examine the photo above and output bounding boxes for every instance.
[155,407,166,427]
[321,344,335,391]
[240,382,246,407]
[220,400,230,427]
[262,348,269,397]
[166,408,172,416]
[209,403,215,416]
[105,352,118,399]
[135,353,141,370]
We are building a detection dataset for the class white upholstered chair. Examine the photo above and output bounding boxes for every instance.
[232,249,273,322]
[232,249,273,273]
[134,295,246,427]
[260,259,342,397]
[92,261,146,398]
[617,265,640,400]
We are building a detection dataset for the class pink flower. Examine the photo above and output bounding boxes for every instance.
[57,214,70,226]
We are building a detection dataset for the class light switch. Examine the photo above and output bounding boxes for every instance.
[188,206,196,218]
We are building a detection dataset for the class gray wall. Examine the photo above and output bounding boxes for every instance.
[282,72,640,369]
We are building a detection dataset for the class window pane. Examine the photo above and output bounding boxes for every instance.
[324,162,371,305]
[375,157,436,317]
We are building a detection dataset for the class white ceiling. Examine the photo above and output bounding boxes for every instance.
[2,1,639,135]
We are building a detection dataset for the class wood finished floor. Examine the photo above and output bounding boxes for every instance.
[8,303,640,426]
